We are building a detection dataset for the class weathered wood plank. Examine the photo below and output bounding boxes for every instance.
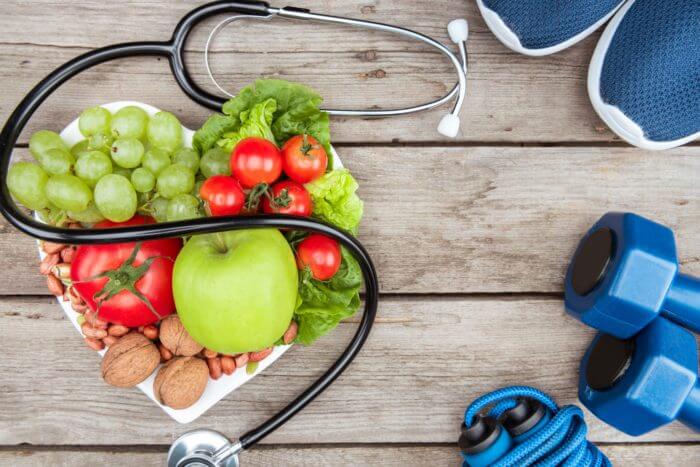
[3,146,699,295]
[0,0,617,143]
[0,296,698,445]
[2,444,699,467]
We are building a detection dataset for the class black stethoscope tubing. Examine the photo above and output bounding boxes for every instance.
[0,0,377,451]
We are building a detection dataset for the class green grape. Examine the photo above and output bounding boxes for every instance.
[87,133,114,154]
[112,166,132,179]
[191,178,205,197]
[131,167,155,193]
[142,147,171,176]
[147,111,183,152]
[111,106,149,140]
[40,147,75,175]
[156,164,194,199]
[79,106,112,137]
[166,194,201,222]
[45,174,92,212]
[67,201,104,224]
[110,137,144,168]
[200,147,231,178]
[71,139,90,159]
[94,174,137,222]
[29,130,67,161]
[151,197,170,222]
[172,147,200,173]
[75,151,113,187]
[7,162,49,210]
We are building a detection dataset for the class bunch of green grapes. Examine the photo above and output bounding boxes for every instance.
[7,105,230,225]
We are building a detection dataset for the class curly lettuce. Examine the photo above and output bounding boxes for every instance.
[305,169,363,235]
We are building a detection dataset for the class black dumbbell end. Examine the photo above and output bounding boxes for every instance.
[585,334,635,391]
[571,227,615,296]
[459,416,502,454]
[502,399,546,436]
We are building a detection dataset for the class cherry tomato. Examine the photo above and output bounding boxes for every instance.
[296,233,341,281]
[200,175,245,216]
[262,180,313,217]
[282,134,328,184]
[230,137,283,188]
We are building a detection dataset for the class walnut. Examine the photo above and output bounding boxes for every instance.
[159,314,204,357]
[101,332,160,388]
[153,356,209,409]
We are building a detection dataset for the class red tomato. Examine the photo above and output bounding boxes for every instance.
[230,137,283,188]
[296,234,341,281]
[262,180,313,217]
[282,134,328,184]
[200,175,245,216]
[70,216,182,327]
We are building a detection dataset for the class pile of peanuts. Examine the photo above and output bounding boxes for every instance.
[39,240,299,380]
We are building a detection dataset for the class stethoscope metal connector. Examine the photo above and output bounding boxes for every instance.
[168,430,241,467]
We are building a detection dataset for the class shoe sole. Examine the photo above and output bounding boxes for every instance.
[477,0,623,56]
[588,0,700,150]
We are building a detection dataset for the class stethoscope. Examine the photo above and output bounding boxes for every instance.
[0,2,469,465]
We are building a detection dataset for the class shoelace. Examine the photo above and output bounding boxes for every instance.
[463,386,611,467]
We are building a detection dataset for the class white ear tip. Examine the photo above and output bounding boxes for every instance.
[438,114,461,138]
[448,19,469,43]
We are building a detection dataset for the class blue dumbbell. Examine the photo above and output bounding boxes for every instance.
[565,212,700,338]
[579,317,700,436]
[459,399,551,466]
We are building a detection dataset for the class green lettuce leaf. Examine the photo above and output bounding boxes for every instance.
[305,169,363,234]
[217,98,277,152]
[294,247,362,345]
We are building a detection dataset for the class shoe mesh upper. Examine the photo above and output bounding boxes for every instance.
[600,0,700,143]
[482,0,622,49]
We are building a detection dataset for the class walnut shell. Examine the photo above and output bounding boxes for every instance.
[101,332,160,388]
[159,314,204,357]
[153,356,209,409]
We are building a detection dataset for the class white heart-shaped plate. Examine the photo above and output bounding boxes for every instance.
[36,101,342,424]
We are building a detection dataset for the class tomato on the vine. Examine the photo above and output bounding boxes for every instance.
[296,233,341,281]
[70,215,182,327]
[262,180,313,217]
[282,134,328,184]
[230,137,283,188]
[200,175,245,216]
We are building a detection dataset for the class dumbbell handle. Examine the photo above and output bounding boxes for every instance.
[663,273,700,334]
[679,381,700,432]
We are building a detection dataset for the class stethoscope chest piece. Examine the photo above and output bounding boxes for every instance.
[168,429,241,467]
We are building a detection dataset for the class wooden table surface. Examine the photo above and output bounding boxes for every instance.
[1,1,698,465]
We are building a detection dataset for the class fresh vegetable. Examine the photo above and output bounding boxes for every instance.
[262,180,312,217]
[173,229,299,354]
[217,98,277,153]
[305,168,363,235]
[71,216,182,327]
[200,175,245,216]
[230,137,283,188]
[296,234,341,281]
[282,134,328,183]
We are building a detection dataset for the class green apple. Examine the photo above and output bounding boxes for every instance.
[173,229,298,354]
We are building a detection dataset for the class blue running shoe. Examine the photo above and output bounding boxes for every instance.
[477,0,624,56]
[589,0,700,150]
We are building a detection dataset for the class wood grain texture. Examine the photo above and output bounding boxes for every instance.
[4,146,700,295]
[0,0,618,143]
[2,444,699,467]
[1,296,698,445]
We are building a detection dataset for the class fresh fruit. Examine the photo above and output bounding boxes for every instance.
[94,174,137,222]
[67,202,105,223]
[230,137,282,188]
[199,175,245,216]
[262,180,312,216]
[147,111,182,152]
[40,148,75,175]
[7,162,49,210]
[142,147,171,176]
[29,130,67,161]
[71,216,182,327]
[166,193,201,221]
[75,150,113,187]
[282,134,328,183]
[87,133,114,154]
[156,164,194,199]
[70,139,90,159]
[130,167,155,193]
[79,106,112,137]
[296,233,341,280]
[173,229,298,354]
[45,174,92,212]
[199,147,230,178]
[111,138,145,168]
[150,197,170,222]
[110,105,149,140]
[172,147,200,173]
